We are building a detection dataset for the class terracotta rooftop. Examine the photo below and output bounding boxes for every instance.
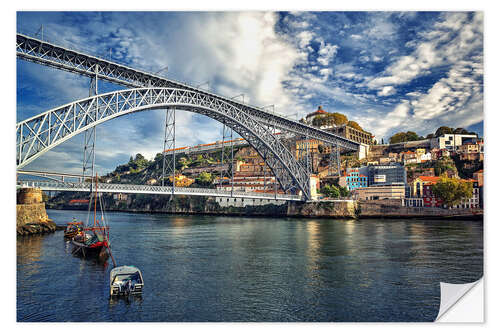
[417,176,441,184]
[306,105,329,118]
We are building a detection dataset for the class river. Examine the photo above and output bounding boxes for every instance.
[17,209,483,322]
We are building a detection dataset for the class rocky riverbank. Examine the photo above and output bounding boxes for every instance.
[17,220,58,236]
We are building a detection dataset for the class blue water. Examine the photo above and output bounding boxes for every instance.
[17,210,483,322]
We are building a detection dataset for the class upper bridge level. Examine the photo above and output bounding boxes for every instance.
[16,33,359,151]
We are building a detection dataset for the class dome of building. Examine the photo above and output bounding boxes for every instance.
[306,106,329,119]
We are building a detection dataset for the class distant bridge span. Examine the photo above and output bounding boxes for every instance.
[17,181,302,201]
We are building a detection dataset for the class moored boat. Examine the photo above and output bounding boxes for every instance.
[110,266,144,296]
[64,221,84,239]
[71,174,116,265]
[71,226,110,261]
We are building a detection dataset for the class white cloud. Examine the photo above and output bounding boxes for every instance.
[319,68,333,81]
[297,30,314,48]
[317,43,339,66]
[366,12,482,90]
[377,86,396,96]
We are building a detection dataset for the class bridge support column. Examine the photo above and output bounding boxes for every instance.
[328,143,342,177]
[220,122,234,196]
[82,64,98,186]
[162,109,176,196]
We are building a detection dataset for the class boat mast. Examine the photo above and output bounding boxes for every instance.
[93,172,97,228]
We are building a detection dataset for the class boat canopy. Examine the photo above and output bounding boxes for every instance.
[110,266,141,280]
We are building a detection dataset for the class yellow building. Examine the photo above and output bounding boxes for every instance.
[168,174,195,187]
[410,176,441,197]
[458,143,480,154]
[416,148,426,156]
[332,125,372,145]
[295,139,320,159]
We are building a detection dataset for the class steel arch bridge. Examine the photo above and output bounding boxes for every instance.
[17,88,313,198]
[16,33,359,150]
[16,32,362,201]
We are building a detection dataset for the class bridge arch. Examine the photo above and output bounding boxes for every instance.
[17,88,311,199]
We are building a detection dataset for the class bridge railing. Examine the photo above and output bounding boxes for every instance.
[17,180,302,201]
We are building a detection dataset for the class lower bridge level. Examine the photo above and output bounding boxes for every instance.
[17,181,304,202]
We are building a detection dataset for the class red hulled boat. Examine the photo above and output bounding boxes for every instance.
[71,174,116,265]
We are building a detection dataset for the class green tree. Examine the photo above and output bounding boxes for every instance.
[332,112,348,126]
[312,115,326,127]
[435,126,453,137]
[321,184,340,198]
[389,132,407,144]
[339,186,349,197]
[434,157,457,176]
[196,172,213,186]
[347,120,363,131]
[405,131,421,141]
[453,127,469,134]
[178,156,190,169]
[432,177,473,207]
[389,131,422,144]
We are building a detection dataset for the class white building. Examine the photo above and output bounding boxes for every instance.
[419,152,432,162]
[215,197,286,207]
[431,134,477,150]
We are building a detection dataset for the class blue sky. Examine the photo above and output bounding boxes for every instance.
[16,11,483,174]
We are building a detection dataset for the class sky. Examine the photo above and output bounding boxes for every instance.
[16,11,484,175]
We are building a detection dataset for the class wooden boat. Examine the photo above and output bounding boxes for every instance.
[71,174,116,265]
[110,266,144,296]
[64,221,84,239]
[71,226,110,261]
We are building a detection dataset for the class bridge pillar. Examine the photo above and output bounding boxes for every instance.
[220,122,234,196]
[82,64,98,184]
[162,108,176,195]
[309,175,320,200]
[328,143,342,177]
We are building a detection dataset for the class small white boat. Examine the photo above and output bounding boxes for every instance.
[110,266,144,296]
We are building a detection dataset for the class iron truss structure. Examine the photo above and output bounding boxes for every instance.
[17,88,314,198]
[17,180,302,201]
[16,33,359,150]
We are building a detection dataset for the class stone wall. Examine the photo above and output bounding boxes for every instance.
[17,188,56,236]
[16,203,49,226]
[357,199,482,218]
[287,200,357,218]
[17,188,43,204]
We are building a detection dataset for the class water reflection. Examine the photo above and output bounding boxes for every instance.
[17,210,483,322]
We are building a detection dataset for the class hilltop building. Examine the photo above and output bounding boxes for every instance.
[303,105,372,159]
[304,105,329,124]
[431,133,477,150]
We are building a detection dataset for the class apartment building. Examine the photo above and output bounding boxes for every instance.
[431,133,477,150]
